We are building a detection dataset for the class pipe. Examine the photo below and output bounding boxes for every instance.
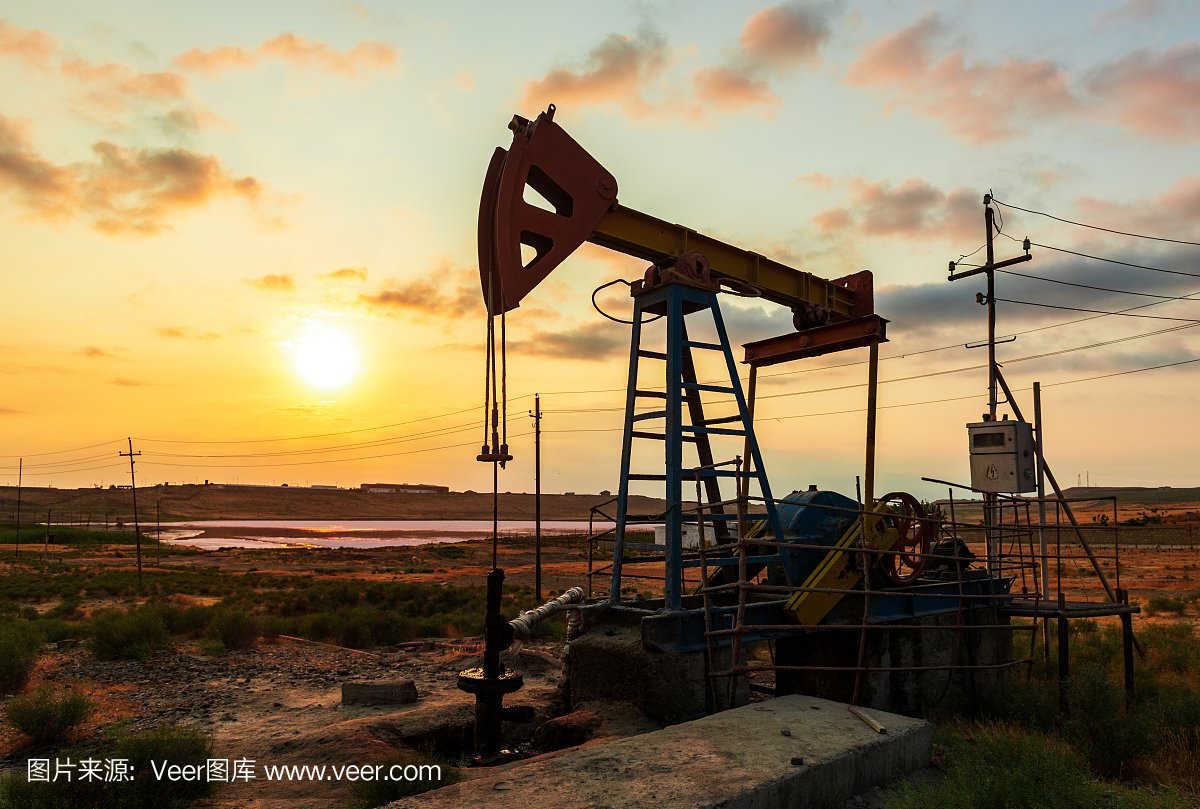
[510,587,585,651]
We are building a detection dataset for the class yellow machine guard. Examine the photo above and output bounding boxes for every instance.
[784,502,898,627]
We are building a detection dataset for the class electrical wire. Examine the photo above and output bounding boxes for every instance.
[997,232,1200,280]
[998,269,1200,300]
[140,431,535,469]
[992,197,1200,247]
[592,279,662,325]
[0,439,123,459]
[992,297,1200,323]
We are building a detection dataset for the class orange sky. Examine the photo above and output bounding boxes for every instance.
[2,2,1199,501]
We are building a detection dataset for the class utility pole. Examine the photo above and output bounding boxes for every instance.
[947,192,1032,575]
[120,438,143,586]
[42,508,51,561]
[156,499,162,566]
[530,394,543,603]
[13,458,21,560]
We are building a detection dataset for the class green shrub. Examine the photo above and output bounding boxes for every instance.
[89,609,171,661]
[210,608,259,650]
[4,685,96,743]
[0,725,215,809]
[343,745,460,808]
[1064,664,1158,775]
[114,725,216,809]
[0,619,41,694]
[890,721,1186,809]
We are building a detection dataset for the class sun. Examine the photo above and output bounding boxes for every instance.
[284,324,361,390]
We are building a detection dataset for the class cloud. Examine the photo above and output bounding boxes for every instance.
[845,12,1078,143]
[1084,42,1200,142]
[445,69,473,92]
[1094,0,1165,28]
[0,117,267,233]
[81,346,117,358]
[319,266,368,282]
[0,18,57,70]
[691,4,832,116]
[0,117,77,220]
[112,377,148,386]
[506,321,626,360]
[0,21,219,134]
[356,260,481,320]
[811,177,980,241]
[847,12,1200,145]
[247,273,295,292]
[156,326,219,341]
[791,171,837,190]
[174,33,399,78]
[519,28,684,121]
[1064,172,1200,241]
[691,65,780,115]
[738,3,832,71]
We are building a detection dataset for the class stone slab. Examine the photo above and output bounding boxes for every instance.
[386,695,932,808]
[342,681,418,706]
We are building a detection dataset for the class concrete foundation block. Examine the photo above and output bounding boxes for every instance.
[385,695,932,809]
[567,609,747,724]
[341,680,418,706]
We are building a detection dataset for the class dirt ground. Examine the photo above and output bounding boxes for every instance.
[1,522,1196,808]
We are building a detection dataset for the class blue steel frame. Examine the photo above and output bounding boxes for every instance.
[608,282,796,610]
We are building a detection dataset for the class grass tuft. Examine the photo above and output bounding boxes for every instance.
[4,685,97,744]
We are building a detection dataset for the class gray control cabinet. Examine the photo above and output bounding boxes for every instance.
[967,420,1036,493]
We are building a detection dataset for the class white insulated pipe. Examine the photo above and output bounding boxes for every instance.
[510,586,585,651]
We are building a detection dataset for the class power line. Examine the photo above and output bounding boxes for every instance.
[139,431,535,469]
[998,269,1200,300]
[997,233,1200,281]
[0,439,123,459]
[992,197,1200,247]
[992,297,1200,323]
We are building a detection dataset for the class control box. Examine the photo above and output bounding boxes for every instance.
[967,419,1036,493]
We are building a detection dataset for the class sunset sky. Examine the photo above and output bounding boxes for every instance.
[2,0,1199,501]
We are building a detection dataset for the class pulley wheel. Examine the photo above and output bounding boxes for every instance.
[874,491,936,585]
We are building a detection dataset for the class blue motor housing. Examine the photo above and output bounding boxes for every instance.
[775,489,859,583]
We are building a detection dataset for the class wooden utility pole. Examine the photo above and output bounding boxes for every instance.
[531,394,543,602]
[13,458,21,560]
[119,438,143,585]
[156,499,162,565]
[42,508,51,560]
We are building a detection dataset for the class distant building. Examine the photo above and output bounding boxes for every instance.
[310,485,339,490]
[359,483,449,494]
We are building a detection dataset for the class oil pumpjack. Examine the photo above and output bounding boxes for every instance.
[460,106,1012,744]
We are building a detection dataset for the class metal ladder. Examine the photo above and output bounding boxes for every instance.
[608,282,798,609]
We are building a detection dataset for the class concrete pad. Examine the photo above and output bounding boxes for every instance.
[386,695,932,809]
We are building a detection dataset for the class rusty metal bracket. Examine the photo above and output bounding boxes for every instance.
[742,315,889,368]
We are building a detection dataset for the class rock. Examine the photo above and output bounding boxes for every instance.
[341,681,418,706]
[533,709,601,751]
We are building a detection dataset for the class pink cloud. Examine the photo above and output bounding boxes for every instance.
[792,171,838,189]
[738,3,830,71]
[845,13,1078,143]
[519,30,688,121]
[0,18,57,69]
[691,4,832,117]
[1084,42,1200,142]
[174,33,399,78]
[691,65,780,115]
[811,177,980,241]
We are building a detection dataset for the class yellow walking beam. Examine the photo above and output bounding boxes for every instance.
[589,205,856,316]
